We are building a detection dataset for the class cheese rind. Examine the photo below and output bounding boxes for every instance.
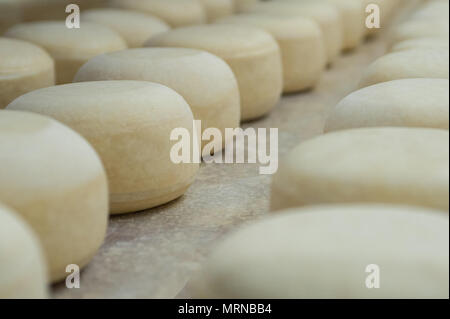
[215,14,326,93]
[325,79,450,131]
[0,110,108,282]
[81,8,170,48]
[0,203,48,298]
[359,49,449,88]
[271,128,449,212]
[5,21,127,84]
[146,25,282,121]
[0,37,55,109]
[74,48,240,151]
[7,81,200,214]
[190,204,449,298]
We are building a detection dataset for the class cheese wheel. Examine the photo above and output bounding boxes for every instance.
[0,110,108,282]
[81,9,170,48]
[109,0,207,28]
[215,14,326,93]
[7,81,200,215]
[389,19,449,46]
[146,25,282,121]
[391,37,449,52]
[270,128,449,211]
[276,0,365,50]
[199,0,233,22]
[74,48,240,152]
[325,79,449,131]
[0,37,55,109]
[5,21,127,84]
[190,205,449,298]
[359,49,449,88]
[246,1,344,64]
[0,203,48,298]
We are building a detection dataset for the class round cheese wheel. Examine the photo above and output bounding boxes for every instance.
[146,25,282,121]
[0,37,55,109]
[0,110,108,282]
[277,0,365,50]
[74,48,240,152]
[246,1,344,64]
[390,37,449,52]
[109,0,207,27]
[7,81,200,215]
[81,8,170,48]
[270,128,449,211]
[199,0,233,22]
[389,19,449,46]
[215,13,326,93]
[359,49,449,88]
[190,204,449,298]
[325,78,449,131]
[5,21,127,84]
[0,203,48,298]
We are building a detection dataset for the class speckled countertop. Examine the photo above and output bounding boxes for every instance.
[52,36,387,299]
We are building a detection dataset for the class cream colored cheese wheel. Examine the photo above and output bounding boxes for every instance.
[199,0,233,22]
[277,0,365,50]
[7,81,199,215]
[270,128,449,212]
[246,1,343,64]
[0,37,55,109]
[146,25,282,121]
[81,9,170,48]
[5,21,127,84]
[389,19,449,46]
[325,78,450,131]
[215,14,326,93]
[74,48,240,152]
[391,37,449,52]
[110,0,207,27]
[0,110,108,282]
[359,49,449,88]
[190,204,449,299]
[0,203,48,298]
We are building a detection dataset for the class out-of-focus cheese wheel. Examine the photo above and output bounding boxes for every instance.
[389,19,449,46]
[5,21,127,84]
[109,0,207,27]
[199,0,234,22]
[190,204,449,298]
[0,203,48,298]
[216,13,325,92]
[245,1,344,64]
[276,0,365,50]
[325,78,449,132]
[81,8,170,48]
[7,81,200,215]
[74,48,240,152]
[146,25,282,121]
[390,37,449,52]
[359,49,449,88]
[0,37,55,109]
[0,110,109,282]
[270,128,449,212]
